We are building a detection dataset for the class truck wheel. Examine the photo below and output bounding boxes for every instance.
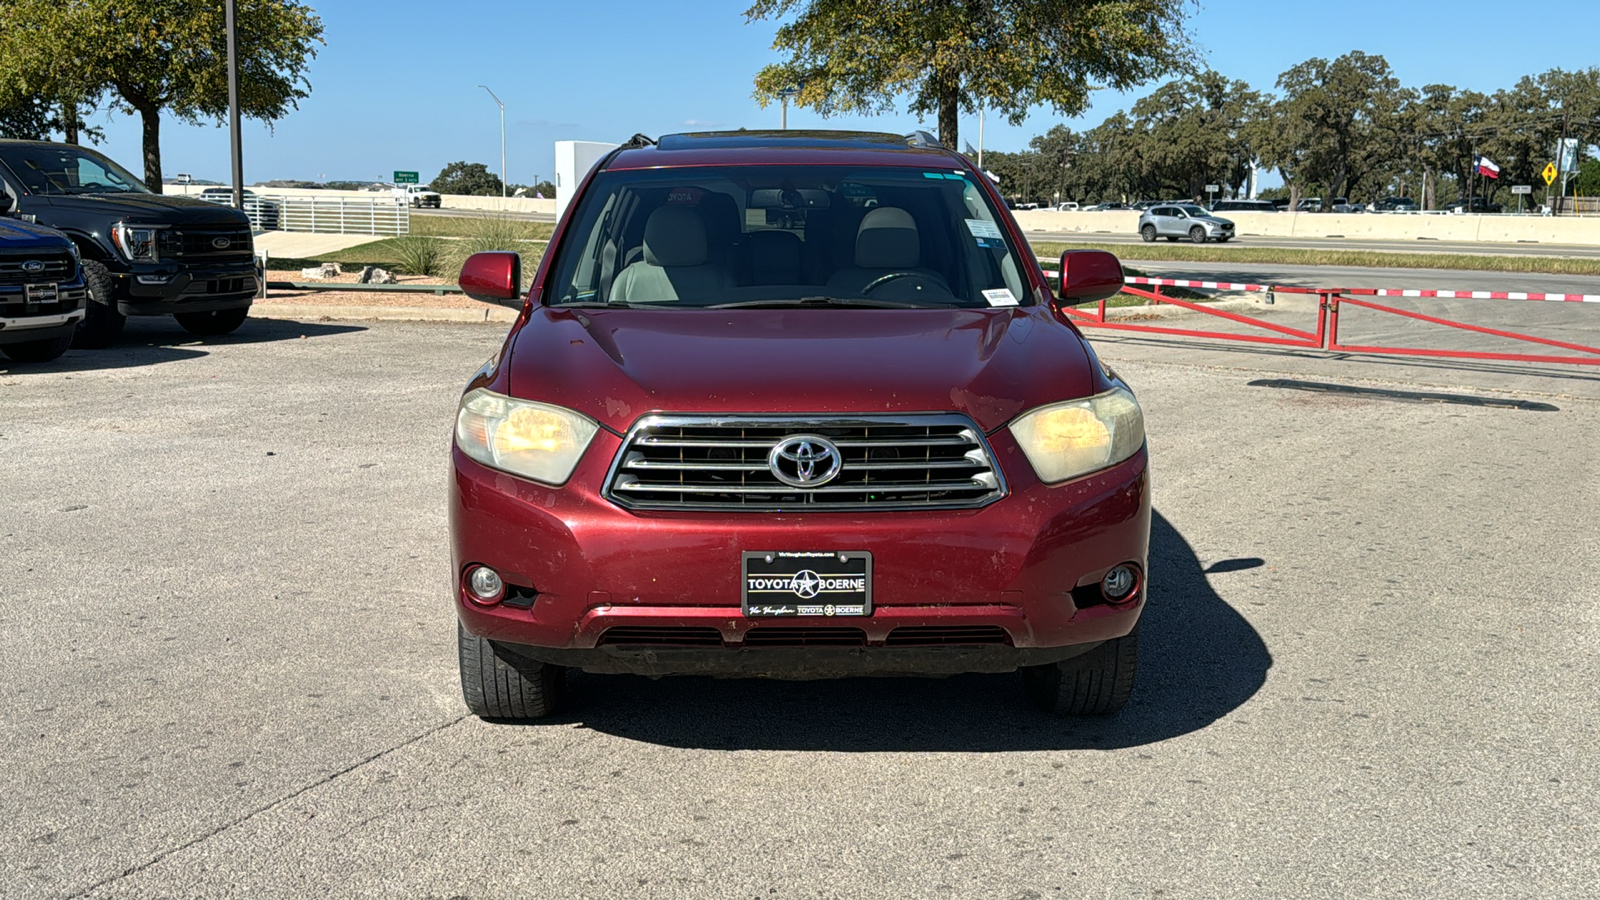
[0,332,73,364]
[1140,225,1157,242]
[1021,625,1138,716]
[1189,226,1207,244]
[458,622,565,720]
[72,259,125,349]
[174,307,251,336]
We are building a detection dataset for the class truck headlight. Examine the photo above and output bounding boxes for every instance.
[1008,387,1145,484]
[455,388,598,486]
[111,224,158,262]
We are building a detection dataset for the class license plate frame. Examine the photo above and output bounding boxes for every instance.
[24,283,57,307]
[741,551,873,618]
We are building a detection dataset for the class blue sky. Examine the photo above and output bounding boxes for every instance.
[78,0,1600,186]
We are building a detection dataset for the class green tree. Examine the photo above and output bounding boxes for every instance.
[0,94,57,139]
[745,0,1193,149]
[432,162,504,197]
[1129,69,1264,199]
[0,0,323,190]
[516,180,556,198]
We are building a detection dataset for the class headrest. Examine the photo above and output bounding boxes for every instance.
[643,206,708,267]
[747,229,801,268]
[855,207,919,269]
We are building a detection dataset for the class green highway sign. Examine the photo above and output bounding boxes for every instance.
[394,171,420,184]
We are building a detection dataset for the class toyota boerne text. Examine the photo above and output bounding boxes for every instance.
[450,131,1151,720]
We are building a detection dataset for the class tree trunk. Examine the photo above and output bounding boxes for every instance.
[937,75,958,150]
[138,103,162,192]
[62,100,79,145]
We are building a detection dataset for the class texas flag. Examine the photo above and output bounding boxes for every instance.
[1475,156,1501,179]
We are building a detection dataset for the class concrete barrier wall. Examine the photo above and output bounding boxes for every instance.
[1011,209,1600,246]
[168,184,557,215]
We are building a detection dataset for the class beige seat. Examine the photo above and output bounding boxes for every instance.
[825,207,948,296]
[611,206,735,303]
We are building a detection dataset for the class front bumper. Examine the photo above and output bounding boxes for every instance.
[0,309,85,345]
[113,263,258,316]
[452,427,1151,677]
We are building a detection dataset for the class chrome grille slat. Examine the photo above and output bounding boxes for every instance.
[603,414,1006,512]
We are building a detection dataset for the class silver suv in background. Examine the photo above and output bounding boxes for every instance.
[1138,204,1235,243]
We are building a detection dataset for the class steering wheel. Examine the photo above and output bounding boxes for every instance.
[859,271,945,295]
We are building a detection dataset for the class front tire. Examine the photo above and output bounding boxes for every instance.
[1140,225,1157,242]
[458,623,566,720]
[1022,625,1139,716]
[175,307,251,336]
[72,259,125,349]
[0,332,73,364]
[1190,226,1208,244]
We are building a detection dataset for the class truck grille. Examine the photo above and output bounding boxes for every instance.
[160,226,254,261]
[604,415,1006,512]
[0,251,75,286]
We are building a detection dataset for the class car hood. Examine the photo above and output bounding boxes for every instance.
[0,215,72,248]
[37,193,252,226]
[1197,215,1233,226]
[504,306,1097,434]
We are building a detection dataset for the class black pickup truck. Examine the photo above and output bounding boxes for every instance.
[0,140,258,347]
[0,197,87,363]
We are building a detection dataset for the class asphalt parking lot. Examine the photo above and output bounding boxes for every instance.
[3,315,1597,898]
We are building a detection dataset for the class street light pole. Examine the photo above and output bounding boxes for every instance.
[478,85,506,198]
[777,86,800,130]
[225,0,243,210]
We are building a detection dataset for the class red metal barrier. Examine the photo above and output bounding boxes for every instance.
[1037,258,1600,368]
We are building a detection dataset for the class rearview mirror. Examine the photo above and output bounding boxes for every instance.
[459,251,523,307]
[1055,250,1124,304]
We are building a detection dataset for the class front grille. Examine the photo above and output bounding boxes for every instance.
[0,251,75,286]
[742,627,866,647]
[160,226,254,261]
[884,626,1011,646]
[605,415,1005,512]
[597,626,723,647]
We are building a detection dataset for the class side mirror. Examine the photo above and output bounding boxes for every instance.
[459,251,523,307]
[1055,249,1124,305]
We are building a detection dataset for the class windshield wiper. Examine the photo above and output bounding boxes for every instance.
[708,295,932,310]
[555,300,653,309]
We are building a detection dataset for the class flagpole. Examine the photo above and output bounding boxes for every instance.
[978,107,984,170]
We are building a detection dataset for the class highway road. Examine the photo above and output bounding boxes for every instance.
[3,316,1598,898]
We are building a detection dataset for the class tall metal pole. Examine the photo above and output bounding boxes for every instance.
[225,0,243,211]
[478,85,506,198]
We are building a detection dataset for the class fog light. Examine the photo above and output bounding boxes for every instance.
[1102,565,1138,602]
[465,565,504,605]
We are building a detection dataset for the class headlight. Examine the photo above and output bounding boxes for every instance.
[111,224,158,261]
[454,388,598,486]
[1008,386,1145,484]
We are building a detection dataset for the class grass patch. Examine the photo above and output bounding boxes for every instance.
[389,235,447,276]
[410,214,554,242]
[1032,240,1600,277]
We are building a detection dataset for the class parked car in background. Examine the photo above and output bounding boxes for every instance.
[1139,203,1235,243]
[0,139,258,346]
[1295,198,1324,212]
[1131,200,1158,211]
[394,183,442,208]
[1270,198,1291,211]
[1084,201,1128,211]
[197,187,280,229]
[0,195,87,363]
[1373,197,1418,212]
[1444,197,1503,214]
[1055,201,1079,211]
[447,130,1150,720]
[1210,199,1277,213]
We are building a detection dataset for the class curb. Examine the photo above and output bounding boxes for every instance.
[251,303,518,324]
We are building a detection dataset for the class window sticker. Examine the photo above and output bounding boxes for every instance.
[974,237,1005,249]
[982,288,1019,307]
[923,172,946,179]
[965,218,1004,240]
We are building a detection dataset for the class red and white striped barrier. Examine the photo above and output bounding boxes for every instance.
[1345,288,1600,303]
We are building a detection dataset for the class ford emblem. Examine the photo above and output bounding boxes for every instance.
[211,237,231,250]
[21,260,45,274]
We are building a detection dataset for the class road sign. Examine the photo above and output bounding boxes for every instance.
[394,171,419,184]
[1512,185,1533,195]
[1205,184,1220,192]
[1543,162,1558,186]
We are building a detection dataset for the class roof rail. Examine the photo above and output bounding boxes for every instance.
[620,133,657,149]
[905,130,944,150]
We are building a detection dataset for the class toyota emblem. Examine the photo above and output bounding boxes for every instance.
[768,435,843,488]
[211,237,231,250]
[21,260,45,274]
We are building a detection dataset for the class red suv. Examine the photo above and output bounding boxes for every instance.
[451,131,1150,719]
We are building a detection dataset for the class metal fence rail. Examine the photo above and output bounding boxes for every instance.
[198,193,410,236]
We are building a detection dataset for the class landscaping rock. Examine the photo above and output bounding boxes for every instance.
[358,265,398,285]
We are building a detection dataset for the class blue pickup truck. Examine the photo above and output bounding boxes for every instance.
[0,194,86,364]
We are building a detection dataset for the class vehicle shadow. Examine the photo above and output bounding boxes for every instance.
[559,510,1272,752]
[0,316,365,374]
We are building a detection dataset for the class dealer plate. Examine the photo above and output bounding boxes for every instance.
[742,551,872,617]
[25,283,57,306]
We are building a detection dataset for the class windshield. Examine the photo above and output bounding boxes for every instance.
[0,145,150,196]
[1177,205,1209,217]
[548,165,1033,309]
